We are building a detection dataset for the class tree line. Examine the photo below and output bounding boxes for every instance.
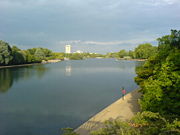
[0,40,65,66]
[0,40,106,66]
[105,43,157,59]
[0,40,157,66]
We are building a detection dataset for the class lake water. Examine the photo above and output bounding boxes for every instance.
[0,59,143,135]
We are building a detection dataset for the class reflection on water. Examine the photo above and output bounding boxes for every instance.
[65,65,72,76]
[0,69,13,93]
[0,65,49,93]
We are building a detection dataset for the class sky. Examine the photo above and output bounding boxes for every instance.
[0,0,180,53]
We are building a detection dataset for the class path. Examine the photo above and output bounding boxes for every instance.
[75,89,141,135]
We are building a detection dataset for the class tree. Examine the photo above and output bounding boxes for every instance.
[0,40,13,65]
[135,30,180,115]
[41,48,52,57]
[12,46,26,64]
[27,48,37,55]
[50,52,65,60]
[34,48,46,61]
[118,50,128,58]
[69,53,84,60]
[134,43,157,59]
[129,50,135,58]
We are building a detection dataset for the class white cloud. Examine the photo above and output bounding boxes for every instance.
[56,38,155,46]
[138,0,180,6]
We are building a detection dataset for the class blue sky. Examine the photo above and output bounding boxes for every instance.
[0,0,180,53]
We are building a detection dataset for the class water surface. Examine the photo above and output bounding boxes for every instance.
[0,59,143,135]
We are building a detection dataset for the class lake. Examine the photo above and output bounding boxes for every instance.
[0,59,143,135]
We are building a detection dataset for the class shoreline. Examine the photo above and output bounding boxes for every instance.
[0,58,144,69]
[117,58,147,61]
[0,63,43,69]
[0,60,62,69]
[75,89,141,135]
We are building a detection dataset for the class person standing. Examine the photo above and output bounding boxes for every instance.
[121,87,126,100]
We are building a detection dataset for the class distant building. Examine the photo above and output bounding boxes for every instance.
[65,45,71,53]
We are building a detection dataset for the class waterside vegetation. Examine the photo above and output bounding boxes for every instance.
[62,30,180,135]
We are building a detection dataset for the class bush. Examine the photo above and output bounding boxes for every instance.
[91,111,180,135]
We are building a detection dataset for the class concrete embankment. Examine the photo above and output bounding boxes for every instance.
[75,89,141,135]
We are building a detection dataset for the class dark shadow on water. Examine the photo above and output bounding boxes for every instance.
[0,65,49,93]
[0,69,13,93]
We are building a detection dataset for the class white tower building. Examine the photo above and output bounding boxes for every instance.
[65,45,71,54]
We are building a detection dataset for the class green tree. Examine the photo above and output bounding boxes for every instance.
[134,43,157,59]
[12,46,26,64]
[69,53,84,60]
[27,48,37,55]
[128,50,135,59]
[41,48,52,57]
[135,30,180,115]
[34,48,46,61]
[118,50,128,58]
[0,40,13,65]
[50,52,65,60]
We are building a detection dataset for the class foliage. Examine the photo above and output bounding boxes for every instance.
[130,111,179,135]
[65,52,105,60]
[61,112,179,135]
[135,30,180,115]
[34,48,46,61]
[11,46,26,64]
[105,44,157,59]
[91,120,140,135]
[105,50,129,59]
[129,50,135,59]
[0,41,63,66]
[61,128,79,135]
[49,52,65,60]
[0,40,13,65]
[91,111,180,135]
[69,53,84,60]
[134,43,157,59]
[118,50,128,58]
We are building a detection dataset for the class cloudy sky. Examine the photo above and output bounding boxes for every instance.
[0,0,180,53]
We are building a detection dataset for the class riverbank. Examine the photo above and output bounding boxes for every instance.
[75,89,141,135]
[0,60,61,69]
[0,63,42,69]
[117,58,147,61]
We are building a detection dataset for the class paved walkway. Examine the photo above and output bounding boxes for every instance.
[75,89,141,135]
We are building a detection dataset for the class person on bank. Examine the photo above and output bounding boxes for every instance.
[121,87,126,100]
